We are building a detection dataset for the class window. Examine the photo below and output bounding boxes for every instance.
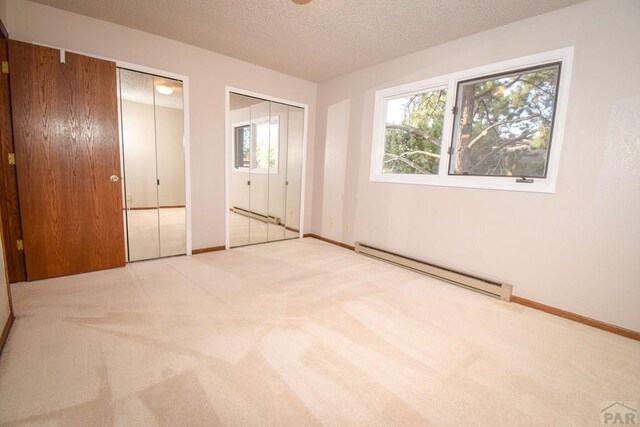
[234,125,250,169]
[383,88,447,175]
[370,48,573,193]
[449,64,560,178]
[233,120,279,173]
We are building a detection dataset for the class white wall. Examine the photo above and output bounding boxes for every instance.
[0,0,6,26]
[4,0,317,250]
[121,100,185,208]
[121,100,157,208]
[312,0,640,331]
[320,99,350,242]
[156,105,185,207]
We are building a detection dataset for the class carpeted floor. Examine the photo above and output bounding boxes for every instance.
[0,238,638,426]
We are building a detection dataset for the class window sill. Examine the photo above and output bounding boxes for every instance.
[369,173,557,193]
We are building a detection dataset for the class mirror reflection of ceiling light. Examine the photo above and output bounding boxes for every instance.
[155,85,173,95]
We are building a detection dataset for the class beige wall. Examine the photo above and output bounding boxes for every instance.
[156,106,186,207]
[313,0,640,331]
[121,100,185,208]
[0,0,6,26]
[4,0,317,250]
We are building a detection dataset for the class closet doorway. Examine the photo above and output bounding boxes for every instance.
[118,68,186,261]
[227,91,306,248]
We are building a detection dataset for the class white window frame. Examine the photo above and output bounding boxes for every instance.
[369,47,574,193]
[232,117,280,175]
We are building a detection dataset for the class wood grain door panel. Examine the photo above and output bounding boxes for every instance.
[9,41,125,280]
[0,39,26,282]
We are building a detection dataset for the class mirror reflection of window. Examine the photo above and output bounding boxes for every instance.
[232,121,279,173]
[234,125,250,169]
[254,121,279,172]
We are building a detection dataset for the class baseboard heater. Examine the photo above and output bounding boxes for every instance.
[231,207,281,225]
[354,242,513,301]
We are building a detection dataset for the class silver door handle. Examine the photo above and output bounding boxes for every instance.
[110,175,119,183]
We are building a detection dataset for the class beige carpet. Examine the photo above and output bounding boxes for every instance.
[0,238,638,426]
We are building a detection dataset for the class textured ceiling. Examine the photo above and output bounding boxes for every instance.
[30,0,586,82]
[118,69,183,109]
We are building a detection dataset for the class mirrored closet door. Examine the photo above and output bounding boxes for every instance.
[118,69,186,261]
[229,93,304,248]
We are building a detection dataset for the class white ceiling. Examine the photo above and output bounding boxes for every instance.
[31,0,585,82]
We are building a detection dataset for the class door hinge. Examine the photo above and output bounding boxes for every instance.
[451,106,458,115]
[1,61,8,74]
[8,153,15,165]
[16,240,23,251]
[447,146,453,155]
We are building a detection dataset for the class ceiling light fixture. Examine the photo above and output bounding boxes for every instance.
[291,0,313,4]
[155,85,173,95]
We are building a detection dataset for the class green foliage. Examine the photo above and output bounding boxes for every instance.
[383,65,559,177]
[254,123,278,170]
[383,90,446,174]
[458,66,559,177]
[241,127,251,167]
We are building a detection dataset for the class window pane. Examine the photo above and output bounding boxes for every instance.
[234,125,250,168]
[254,122,278,171]
[449,63,560,178]
[383,88,447,175]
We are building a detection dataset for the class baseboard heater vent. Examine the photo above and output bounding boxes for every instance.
[231,207,281,225]
[355,242,513,301]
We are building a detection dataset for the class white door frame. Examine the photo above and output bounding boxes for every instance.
[224,86,309,249]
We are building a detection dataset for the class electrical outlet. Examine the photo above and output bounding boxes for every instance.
[329,218,336,227]
[345,223,351,232]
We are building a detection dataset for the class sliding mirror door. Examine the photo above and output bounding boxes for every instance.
[284,105,304,238]
[118,69,185,261]
[228,93,304,248]
[155,76,186,257]
[267,102,287,242]
[229,93,253,247]
[248,100,270,245]
[119,70,160,261]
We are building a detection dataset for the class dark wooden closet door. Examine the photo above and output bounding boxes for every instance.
[9,40,124,280]
[0,39,26,282]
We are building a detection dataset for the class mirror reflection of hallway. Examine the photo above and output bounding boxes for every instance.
[118,69,186,261]
[229,93,304,248]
